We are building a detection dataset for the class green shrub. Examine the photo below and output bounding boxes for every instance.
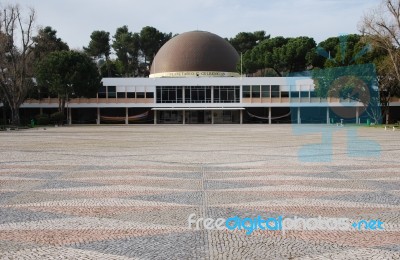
[50,112,65,124]
[35,114,50,125]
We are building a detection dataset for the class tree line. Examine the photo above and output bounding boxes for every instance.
[1,0,400,125]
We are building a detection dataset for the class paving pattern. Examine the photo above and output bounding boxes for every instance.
[0,125,399,259]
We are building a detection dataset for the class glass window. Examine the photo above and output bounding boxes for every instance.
[206,88,212,102]
[291,91,300,98]
[117,92,125,98]
[98,86,107,98]
[214,86,240,103]
[136,92,145,98]
[252,85,260,98]
[301,91,309,98]
[242,85,250,98]
[271,85,279,98]
[261,85,270,97]
[214,87,220,99]
[271,85,279,92]
[156,88,162,102]
[127,92,135,98]
[281,92,289,98]
[184,86,211,103]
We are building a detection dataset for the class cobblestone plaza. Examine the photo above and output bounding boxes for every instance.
[0,125,399,259]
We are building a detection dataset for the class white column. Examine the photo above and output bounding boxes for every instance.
[183,110,186,125]
[356,107,359,124]
[240,110,243,124]
[125,107,129,125]
[297,107,301,124]
[97,107,100,125]
[68,108,72,125]
[268,107,272,125]
[326,107,330,125]
[154,110,157,125]
[211,111,215,124]
[386,111,389,125]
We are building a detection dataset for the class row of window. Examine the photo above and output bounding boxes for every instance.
[156,86,240,103]
[98,85,317,100]
[99,85,155,98]
[242,85,280,98]
[98,92,154,99]
[242,85,318,98]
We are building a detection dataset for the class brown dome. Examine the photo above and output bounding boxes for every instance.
[150,31,239,77]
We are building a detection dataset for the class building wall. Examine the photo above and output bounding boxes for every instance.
[7,77,399,125]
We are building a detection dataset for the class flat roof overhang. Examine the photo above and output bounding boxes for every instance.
[151,107,245,111]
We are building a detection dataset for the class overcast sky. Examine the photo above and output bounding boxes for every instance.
[5,0,380,50]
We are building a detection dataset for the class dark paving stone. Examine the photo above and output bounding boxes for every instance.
[207,206,301,220]
[75,165,117,171]
[150,172,202,179]
[377,245,400,252]
[0,192,20,204]
[131,191,203,205]
[309,172,349,179]
[365,181,400,191]
[321,191,400,205]
[9,172,65,180]
[0,208,70,224]
[36,180,105,190]
[205,180,267,190]
[72,231,207,259]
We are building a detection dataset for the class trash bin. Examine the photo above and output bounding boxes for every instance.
[30,119,35,128]
[367,119,370,126]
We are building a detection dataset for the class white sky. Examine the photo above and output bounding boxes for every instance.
[4,0,380,50]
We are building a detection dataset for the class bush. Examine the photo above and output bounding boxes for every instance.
[50,112,65,124]
[35,114,50,125]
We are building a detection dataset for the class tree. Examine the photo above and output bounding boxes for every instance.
[30,26,69,99]
[140,26,172,67]
[32,26,69,61]
[0,5,36,125]
[376,54,400,123]
[316,35,367,68]
[85,30,111,76]
[243,36,288,76]
[35,50,102,114]
[361,0,400,82]
[243,36,316,76]
[112,26,140,76]
[274,36,316,74]
[229,31,270,54]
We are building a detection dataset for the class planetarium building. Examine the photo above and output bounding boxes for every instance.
[15,31,400,124]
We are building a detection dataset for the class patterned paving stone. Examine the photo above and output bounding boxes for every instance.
[0,208,69,224]
[36,180,106,190]
[321,191,400,206]
[131,191,204,205]
[205,180,267,190]
[73,231,207,259]
[0,191,20,204]
[0,125,399,259]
